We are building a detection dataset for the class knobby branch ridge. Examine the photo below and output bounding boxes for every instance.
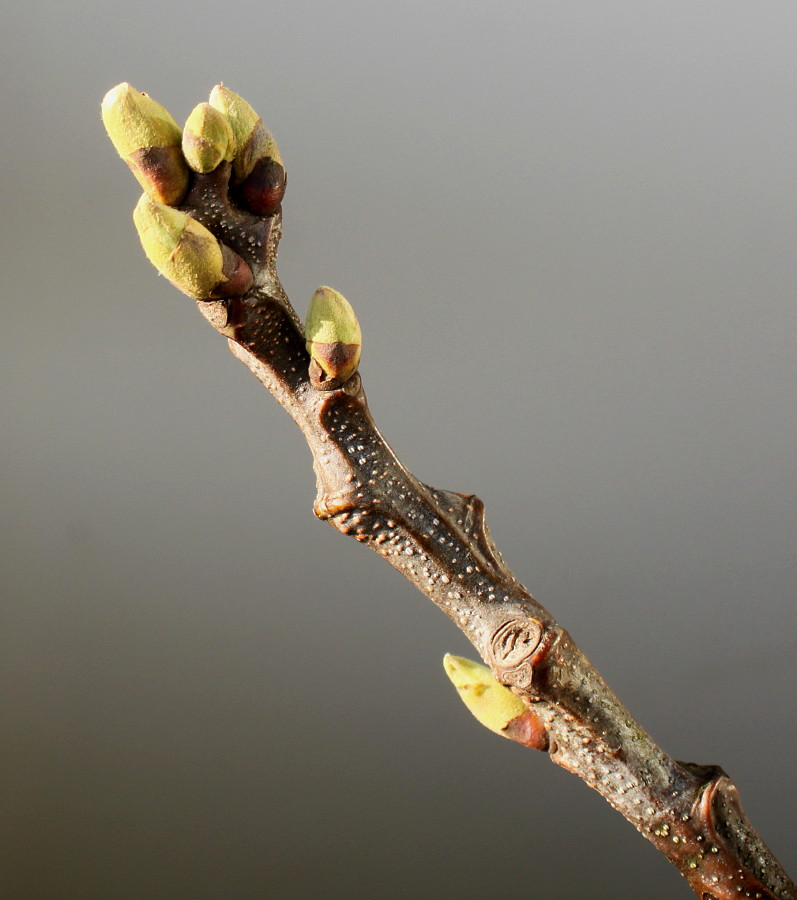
[102,83,794,899]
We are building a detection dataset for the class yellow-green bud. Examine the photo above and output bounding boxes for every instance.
[443,654,528,737]
[101,83,189,204]
[305,286,362,385]
[133,194,252,300]
[208,83,282,181]
[182,102,235,173]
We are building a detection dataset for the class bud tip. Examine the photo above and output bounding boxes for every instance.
[209,83,281,180]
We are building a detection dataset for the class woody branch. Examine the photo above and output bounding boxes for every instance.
[102,83,795,900]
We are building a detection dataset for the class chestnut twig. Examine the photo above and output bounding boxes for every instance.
[102,83,795,900]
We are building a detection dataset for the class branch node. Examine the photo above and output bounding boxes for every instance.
[313,489,371,520]
[489,616,551,692]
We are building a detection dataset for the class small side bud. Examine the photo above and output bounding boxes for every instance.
[133,195,253,300]
[208,83,282,182]
[101,83,189,204]
[239,157,286,216]
[305,286,362,387]
[443,655,529,738]
[182,102,235,173]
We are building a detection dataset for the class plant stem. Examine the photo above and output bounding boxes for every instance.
[182,164,794,899]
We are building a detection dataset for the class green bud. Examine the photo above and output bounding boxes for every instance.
[182,102,235,173]
[442,654,528,738]
[133,194,252,300]
[305,286,362,385]
[101,83,189,204]
[208,83,282,181]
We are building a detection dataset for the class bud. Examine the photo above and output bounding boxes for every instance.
[442,654,528,738]
[182,102,235,173]
[305,286,362,385]
[101,83,189,204]
[133,194,253,300]
[208,83,282,182]
[239,157,286,216]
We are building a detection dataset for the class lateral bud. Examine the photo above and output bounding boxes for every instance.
[305,286,362,388]
[208,83,284,187]
[182,102,235,173]
[132,194,253,300]
[239,157,286,216]
[443,654,535,741]
[101,83,189,204]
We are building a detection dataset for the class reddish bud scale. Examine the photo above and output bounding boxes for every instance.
[239,157,286,216]
[502,709,550,751]
[308,341,360,387]
[127,145,189,205]
[215,245,254,298]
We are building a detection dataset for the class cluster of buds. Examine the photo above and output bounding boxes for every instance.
[103,83,361,386]
[101,82,288,304]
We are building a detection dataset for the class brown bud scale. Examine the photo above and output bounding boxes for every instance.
[308,341,360,386]
[127,145,189,205]
[502,708,550,751]
[213,245,254,298]
[239,158,286,216]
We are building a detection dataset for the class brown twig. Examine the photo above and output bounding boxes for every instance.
[114,115,794,897]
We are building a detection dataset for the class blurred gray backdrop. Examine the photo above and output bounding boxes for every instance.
[2,2,795,897]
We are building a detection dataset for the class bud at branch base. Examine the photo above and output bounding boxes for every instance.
[305,286,362,385]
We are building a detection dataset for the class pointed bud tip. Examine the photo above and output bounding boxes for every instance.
[306,286,362,345]
[209,83,259,142]
[443,654,495,692]
[101,82,182,154]
[182,102,234,172]
[442,654,527,737]
[133,194,188,252]
[101,82,133,110]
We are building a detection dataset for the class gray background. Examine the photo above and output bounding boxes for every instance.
[2,2,795,897]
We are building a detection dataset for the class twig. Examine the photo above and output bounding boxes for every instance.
[103,84,795,900]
